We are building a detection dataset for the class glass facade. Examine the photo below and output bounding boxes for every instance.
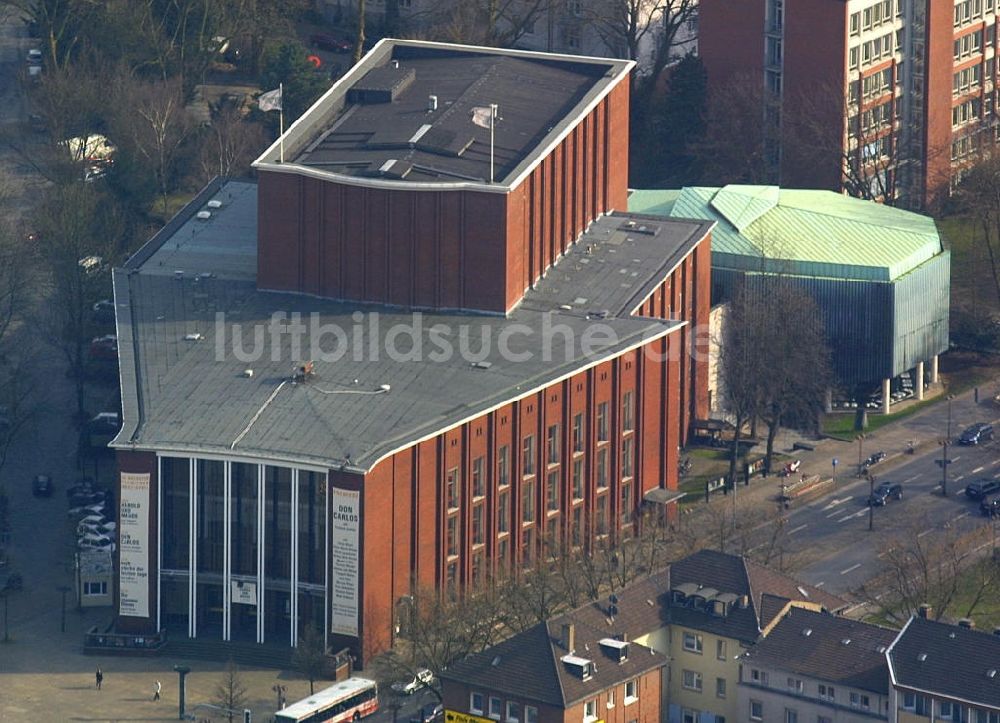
[158,457,328,647]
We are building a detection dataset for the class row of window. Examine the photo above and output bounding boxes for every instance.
[83,581,108,596]
[954,97,984,127]
[955,30,984,61]
[901,692,1000,721]
[849,0,900,37]
[955,65,983,96]
[681,669,728,699]
[747,669,872,711]
[955,0,997,28]
[850,30,898,69]
[467,682,638,723]
[681,631,729,660]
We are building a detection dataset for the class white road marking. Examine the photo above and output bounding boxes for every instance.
[953,511,970,522]
[840,563,862,575]
[902,475,921,484]
[973,466,985,474]
[822,498,850,511]
[992,458,1000,465]
[951,456,962,463]
[815,581,826,588]
[789,524,808,534]
[917,528,934,538]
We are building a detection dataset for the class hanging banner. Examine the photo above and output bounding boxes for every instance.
[330,487,360,637]
[231,579,258,606]
[118,472,150,617]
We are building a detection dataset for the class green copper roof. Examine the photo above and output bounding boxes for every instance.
[629,185,943,282]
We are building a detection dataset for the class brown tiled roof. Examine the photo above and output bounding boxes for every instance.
[744,607,896,694]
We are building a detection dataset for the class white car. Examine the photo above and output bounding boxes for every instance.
[391,669,434,695]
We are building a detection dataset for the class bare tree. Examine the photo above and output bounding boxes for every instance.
[293,624,328,695]
[0,0,98,71]
[196,103,268,183]
[584,0,696,76]
[423,0,557,47]
[213,658,248,723]
[954,153,1000,308]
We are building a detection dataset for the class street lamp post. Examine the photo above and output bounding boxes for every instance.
[57,585,70,633]
[868,474,875,531]
[856,434,865,478]
[173,665,191,720]
[942,395,954,496]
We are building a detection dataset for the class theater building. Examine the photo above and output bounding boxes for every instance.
[110,40,712,663]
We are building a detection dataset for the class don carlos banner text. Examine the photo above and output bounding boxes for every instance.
[119,472,150,618]
[330,487,360,637]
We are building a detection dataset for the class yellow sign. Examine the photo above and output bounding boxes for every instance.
[444,711,493,723]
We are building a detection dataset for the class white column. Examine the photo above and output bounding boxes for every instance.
[157,456,162,633]
[824,388,833,414]
[931,354,939,384]
[916,362,925,401]
[291,468,299,648]
[882,378,891,416]
[257,464,265,645]
[223,461,232,641]
[324,472,329,647]
[189,458,198,639]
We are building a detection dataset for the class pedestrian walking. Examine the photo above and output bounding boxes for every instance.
[153,680,161,701]
[95,667,103,690]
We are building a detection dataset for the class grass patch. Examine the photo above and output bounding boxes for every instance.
[148,191,200,223]
[821,396,942,441]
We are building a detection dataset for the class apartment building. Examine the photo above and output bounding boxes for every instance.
[699,0,1000,210]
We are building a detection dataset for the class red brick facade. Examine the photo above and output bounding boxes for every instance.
[256,83,630,314]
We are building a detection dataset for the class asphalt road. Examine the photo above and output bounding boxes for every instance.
[783,398,1000,596]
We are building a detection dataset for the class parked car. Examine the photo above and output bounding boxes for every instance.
[981,495,1000,517]
[309,32,352,53]
[391,668,434,695]
[965,479,1000,500]
[88,334,117,361]
[868,482,903,506]
[26,48,42,65]
[92,299,115,325]
[410,704,444,723]
[863,451,886,469]
[959,423,994,445]
[31,474,53,497]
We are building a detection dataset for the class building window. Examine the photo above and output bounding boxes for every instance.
[787,677,803,693]
[749,700,763,721]
[489,697,502,720]
[522,479,535,522]
[716,677,726,698]
[472,456,485,498]
[818,717,832,723]
[446,467,460,509]
[471,693,484,714]
[716,640,727,660]
[522,435,535,476]
[682,669,702,691]
[498,490,510,533]
[572,413,583,452]
[545,515,558,548]
[622,391,634,431]
[497,537,509,569]
[525,707,537,723]
[571,506,582,546]
[583,700,597,723]
[683,631,703,653]
[498,445,509,487]
[597,402,609,441]
[597,448,609,488]
[938,701,954,720]
[572,459,583,500]
[83,581,107,596]
[546,470,559,511]
[750,669,768,685]
[596,494,608,535]
[624,678,638,704]
[473,503,484,545]
[547,424,559,464]
[621,437,633,478]
[682,710,697,723]
[849,692,871,711]
[447,515,458,557]
[606,689,615,708]
[620,481,632,524]
[521,526,534,566]
[446,561,458,589]
[784,710,797,723]
[850,11,860,35]
[506,702,521,723]
[818,684,834,701]
[563,23,581,49]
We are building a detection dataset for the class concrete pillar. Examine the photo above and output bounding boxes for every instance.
[930,354,939,384]
[824,388,833,414]
[882,378,891,415]
[916,361,925,401]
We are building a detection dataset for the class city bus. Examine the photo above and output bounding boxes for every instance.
[276,678,379,723]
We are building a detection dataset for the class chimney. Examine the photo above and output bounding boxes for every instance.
[428,95,438,112]
[993,626,1000,637]
[958,618,975,629]
[917,604,932,619]
[561,623,575,654]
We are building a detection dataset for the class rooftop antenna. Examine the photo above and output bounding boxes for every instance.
[489,103,499,184]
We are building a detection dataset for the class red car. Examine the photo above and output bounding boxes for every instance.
[89,335,118,361]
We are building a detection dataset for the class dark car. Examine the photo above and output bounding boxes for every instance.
[31,474,53,497]
[862,451,886,470]
[868,482,903,506]
[959,423,994,445]
[981,495,1000,517]
[410,704,444,723]
[965,478,1000,500]
[309,32,352,53]
[92,299,115,325]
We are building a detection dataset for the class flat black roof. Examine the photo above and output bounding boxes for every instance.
[254,40,632,189]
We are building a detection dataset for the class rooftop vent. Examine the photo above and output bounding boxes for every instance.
[561,654,593,681]
[918,653,928,662]
[491,656,501,667]
[184,333,203,341]
[347,65,416,104]
[958,618,975,629]
[989,669,998,679]
[802,629,812,637]
[841,638,852,646]
[379,383,391,392]
[917,604,932,619]
[243,369,254,378]
[561,623,575,653]
[428,94,438,112]
[876,645,887,654]
[599,637,630,663]
[196,210,211,220]
[207,199,223,209]
[293,361,315,382]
